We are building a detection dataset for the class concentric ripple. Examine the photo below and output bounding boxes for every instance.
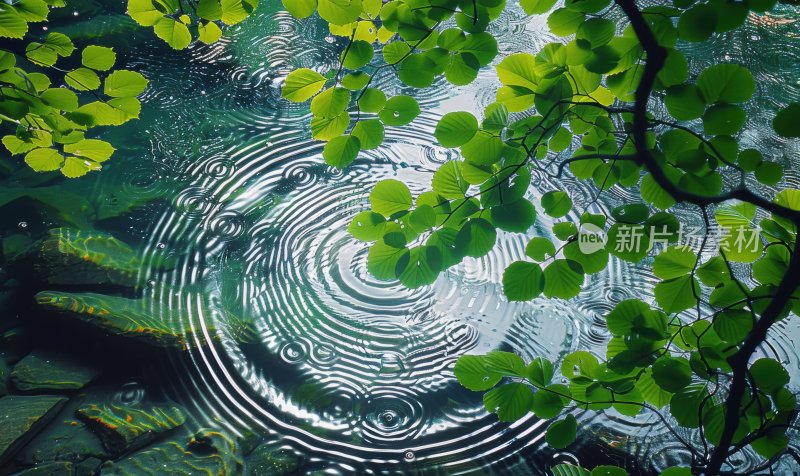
[96,2,800,474]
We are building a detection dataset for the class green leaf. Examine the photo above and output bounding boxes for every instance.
[369,179,412,216]
[357,88,386,112]
[525,237,556,261]
[0,7,28,39]
[104,70,149,97]
[14,0,50,22]
[445,52,480,86]
[527,357,554,386]
[502,261,543,301]
[24,148,63,172]
[382,41,410,64]
[652,246,696,280]
[61,156,100,178]
[664,84,705,120]
[351,119,384,149]
[703,104,745,135]
[531,387,565,419]
[435,111,478,147]
[751,427,789,460]
[773,103,800,138]
[454,355,502,391]
[750,358,789,394]
[348,211,385,241]
[397,245,441,287]
[198,21,223,44]
[341,71,369,90]
[342,40,374,69]
[547,8,584,36]
[590,467,627,476]
[65,68,101,91]
[541,191,572,218]
[378,95,419,126]
[696,63,755,104]
[543,259,583,299]
[670,384,708,428]
[754,161,783,186]
[496,53,537,90]
[432,161,468,199]
[461,131,505,166]
[317,0,361,24]
[311,111,350,140]
[654,275,699,314]
[652,356,692,393]
[310,87,350,117]
[696,256,729,286]
[40,88,79,111]
[456,218,496,258]
[483,382,534,422]
[63,139,115,162]
[282,0,316,18]
[677,4,717,42]
[367,240,408,279]
[490,200,536,232]
[153,16,192,49]
[81,46,116,71]
[127,0,164,26]
[409,205,436,233]
[545,414,577,449]
[519,0,558,13]
[660,468,692,476]
[713,309,752,344]
[636,368,672,408]
[397,53,435,87]
[197,0,223,20]
[459,32,497,66]
[44,32,74,56]
[610,203,649,224]
[282,68,327,102]
[323,134,360,168]
[576,18,615,48]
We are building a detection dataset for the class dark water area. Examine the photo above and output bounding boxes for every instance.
[1,0,799,474]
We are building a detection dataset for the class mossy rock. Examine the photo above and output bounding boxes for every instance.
[11,351,100,392]
[0,395,67,465]
[99,428,243,475]
[76,402,187,456]
[245,443,302,475]
[33,228,145,288]
[34,291,259,350]
[17,392,109,467]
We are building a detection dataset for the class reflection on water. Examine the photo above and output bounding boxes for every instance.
[3,1,800,474]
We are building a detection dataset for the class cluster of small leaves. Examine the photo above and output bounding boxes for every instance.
[284,0,800,472]
[280,0,502,171]
[1,1,149,177]
[127,0,258,49]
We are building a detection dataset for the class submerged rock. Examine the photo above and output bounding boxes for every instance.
[245,443,301,475]
[76,402,187,455]
[11,351,100,392]
[33,228,145,288]
[34,291,259,350]
[12,458,103,476]
[99,428,243,475]
[0,395,67,465]
[34,292,193,350]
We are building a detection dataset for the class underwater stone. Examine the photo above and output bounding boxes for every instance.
[245,443,302,475]
[33,290,259,349]
[76,402,187,455]
[34,291,191,350]
[18,403,109,466]
[33,228,144,288]
[11,351,100,392]
[0,357,9,396]
[99,428,243,475]
[0,395,67,465]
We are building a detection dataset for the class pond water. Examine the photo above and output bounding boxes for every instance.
[2,1,800,474]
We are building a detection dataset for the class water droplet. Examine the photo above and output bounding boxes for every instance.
[403,450,415,462]
[17,222,27,229]
[393,111,400,117]
[157,242,166,249]
[147,279,156,287]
